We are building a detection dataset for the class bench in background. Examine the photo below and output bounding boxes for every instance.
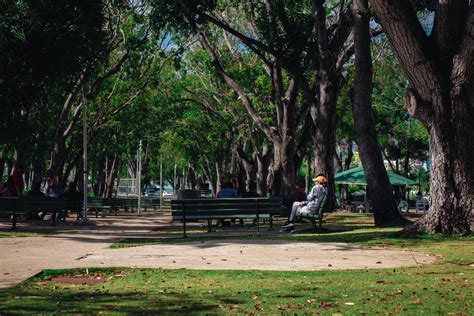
[171,197,283,237]
[0,197,82,229]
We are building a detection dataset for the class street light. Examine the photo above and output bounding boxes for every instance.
[75,97,94,226]
[137,139,142,215]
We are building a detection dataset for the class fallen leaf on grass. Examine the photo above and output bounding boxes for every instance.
[412,299,422,305]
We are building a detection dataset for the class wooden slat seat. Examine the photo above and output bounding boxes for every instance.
[88,197,112,218]
[0,197,82,229]
[297,196,326,232]
[170,197,283,237]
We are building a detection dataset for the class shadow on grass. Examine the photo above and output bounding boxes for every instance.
[0,268,221,314]
[0,287,220,314]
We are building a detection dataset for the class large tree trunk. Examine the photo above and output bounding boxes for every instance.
[310,0,353,212]
[272,139,296,202]
[351,0,402,226]
[370,0,474,233]
[254,143,271,197]
[104,155,119,198]
[312,85,338,211]
[420,110,474,233]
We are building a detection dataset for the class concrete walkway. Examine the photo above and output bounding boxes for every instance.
[0,214,436,290]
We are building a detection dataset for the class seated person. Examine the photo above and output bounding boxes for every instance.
[27,180,45,197]
[281,175,327,231]
[241,181,260,198]
[217,182,237,226]
[58,182,83,220]
[217,182,237,198]
[241,182,260,225]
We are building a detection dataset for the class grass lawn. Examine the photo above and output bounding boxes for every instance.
[0,213,472,314]
[0,230,60,238]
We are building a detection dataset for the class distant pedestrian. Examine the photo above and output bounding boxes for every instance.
[11,163,25,196]
[7,175,19,197]
[0,176,15,197]
[45,176,60,197]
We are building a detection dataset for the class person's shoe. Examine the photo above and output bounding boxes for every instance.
[281,222,295,229]
[279,227,295,234]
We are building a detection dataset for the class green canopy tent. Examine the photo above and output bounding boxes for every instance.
[335,166,418,186]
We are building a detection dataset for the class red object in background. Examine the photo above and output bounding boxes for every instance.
[11,169,24,196]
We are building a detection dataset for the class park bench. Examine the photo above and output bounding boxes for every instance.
[170,197,283,237]
[104,197,125,214]
[88,197,113,218]
[122,198,158,212]
[0,197,82,229]
[296,196,326,232]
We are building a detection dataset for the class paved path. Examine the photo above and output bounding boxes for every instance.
[0,214,435,290]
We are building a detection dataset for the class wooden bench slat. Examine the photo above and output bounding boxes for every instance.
[170,197,283,237]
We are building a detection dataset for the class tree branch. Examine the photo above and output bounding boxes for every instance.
[432,0,469,66]
[195,26,280,142]
[369,0,440,101]
[451,5,474,91]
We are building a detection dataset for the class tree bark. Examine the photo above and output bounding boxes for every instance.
[254,143,271,197]
[309,0,354,212]
[370,0,474,233]
[351,0,403,226]
[104,155,119,198]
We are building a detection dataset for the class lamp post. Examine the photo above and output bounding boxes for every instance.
[75,97,94,226]
[173,164,177,197]
[137,139,142,215]
[160,157,163,211]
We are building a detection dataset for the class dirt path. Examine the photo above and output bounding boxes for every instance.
[0,214,435,289]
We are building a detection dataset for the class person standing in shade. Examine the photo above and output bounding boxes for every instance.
[281,175,327,231]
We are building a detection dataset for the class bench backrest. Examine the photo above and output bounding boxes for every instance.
[170,197,283,219]
[0,197,21,211]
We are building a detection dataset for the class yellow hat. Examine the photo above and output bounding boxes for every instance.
[312,175,327,184]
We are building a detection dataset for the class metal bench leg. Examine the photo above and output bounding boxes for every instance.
[310,218,317,232]
[268,216,274,231]
[12,211,18,230]
[256,215,260,235]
